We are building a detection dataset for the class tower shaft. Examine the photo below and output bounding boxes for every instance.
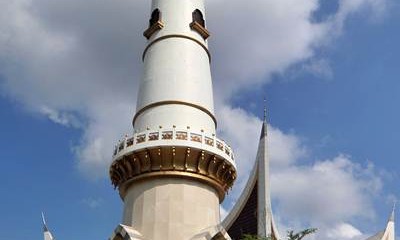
[135,0,215,134]
[109,0,237,239]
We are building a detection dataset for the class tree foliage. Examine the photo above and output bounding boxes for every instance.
[287,228,317,240]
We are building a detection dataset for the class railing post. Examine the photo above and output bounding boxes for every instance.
[212,133,216,148]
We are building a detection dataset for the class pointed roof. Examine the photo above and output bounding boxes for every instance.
[223,115,280,239]
[365,207,396,240]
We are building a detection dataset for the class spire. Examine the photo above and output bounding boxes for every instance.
[42,212,54,240]
[258,97,280,239]
[223,97,280,239]
[42,212,48,232]
[263,97,267,123]
[260,98,268,140]
[389,202,396,222]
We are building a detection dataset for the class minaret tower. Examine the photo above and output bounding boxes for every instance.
[109,0,237,239]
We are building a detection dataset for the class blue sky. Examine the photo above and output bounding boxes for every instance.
[0,0,399,239]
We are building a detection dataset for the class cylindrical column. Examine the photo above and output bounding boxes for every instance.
[134,0,215,134]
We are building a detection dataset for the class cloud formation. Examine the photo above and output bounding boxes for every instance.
[326,223,363,239]
[272,155,382,223]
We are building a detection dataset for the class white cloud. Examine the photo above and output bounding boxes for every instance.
[273,155,382,223]
[82,197,104,209]
[208,0,328,98]
[326,223,363,239]
[40,105,82,128]
[302,58,333,79]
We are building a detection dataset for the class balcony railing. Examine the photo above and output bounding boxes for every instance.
[113,128,234,163]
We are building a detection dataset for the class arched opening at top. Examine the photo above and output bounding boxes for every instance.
[143,8,164,39]
[190,9,209,39]
[192,9,205,27]
[149,8,161,27]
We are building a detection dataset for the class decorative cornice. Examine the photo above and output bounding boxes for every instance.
[110,146,236,202]
[142,34,211,62]
[132,100,217,128]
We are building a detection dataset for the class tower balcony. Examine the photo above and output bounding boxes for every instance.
[109,127,237,201]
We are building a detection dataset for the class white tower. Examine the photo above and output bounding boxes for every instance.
[109,0,237,239]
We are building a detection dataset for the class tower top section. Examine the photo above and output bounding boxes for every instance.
[143,0,210,41]
[142,0,211,64]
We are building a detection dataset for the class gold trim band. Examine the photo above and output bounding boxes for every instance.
[132,100,217,128]
[142,34,211,62]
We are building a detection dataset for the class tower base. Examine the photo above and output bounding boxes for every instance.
[120,177,224,240]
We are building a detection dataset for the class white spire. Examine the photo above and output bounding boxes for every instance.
[389,202,396,222]
[264,97,267,123]
[257,105,280,239]
[42,212,54,240]
[222,104,279,239]
[261,98,268,139]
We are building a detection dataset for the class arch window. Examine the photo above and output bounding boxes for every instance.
[149,9,161,27]
[143,8,164,39]
[190,9,210,39]
[192,9,205,28]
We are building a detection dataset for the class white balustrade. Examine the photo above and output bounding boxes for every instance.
[112,128,235,164]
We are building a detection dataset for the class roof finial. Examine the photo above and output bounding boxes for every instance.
[260,97,268,139]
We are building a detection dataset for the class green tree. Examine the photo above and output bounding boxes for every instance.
[287,228,317,240]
